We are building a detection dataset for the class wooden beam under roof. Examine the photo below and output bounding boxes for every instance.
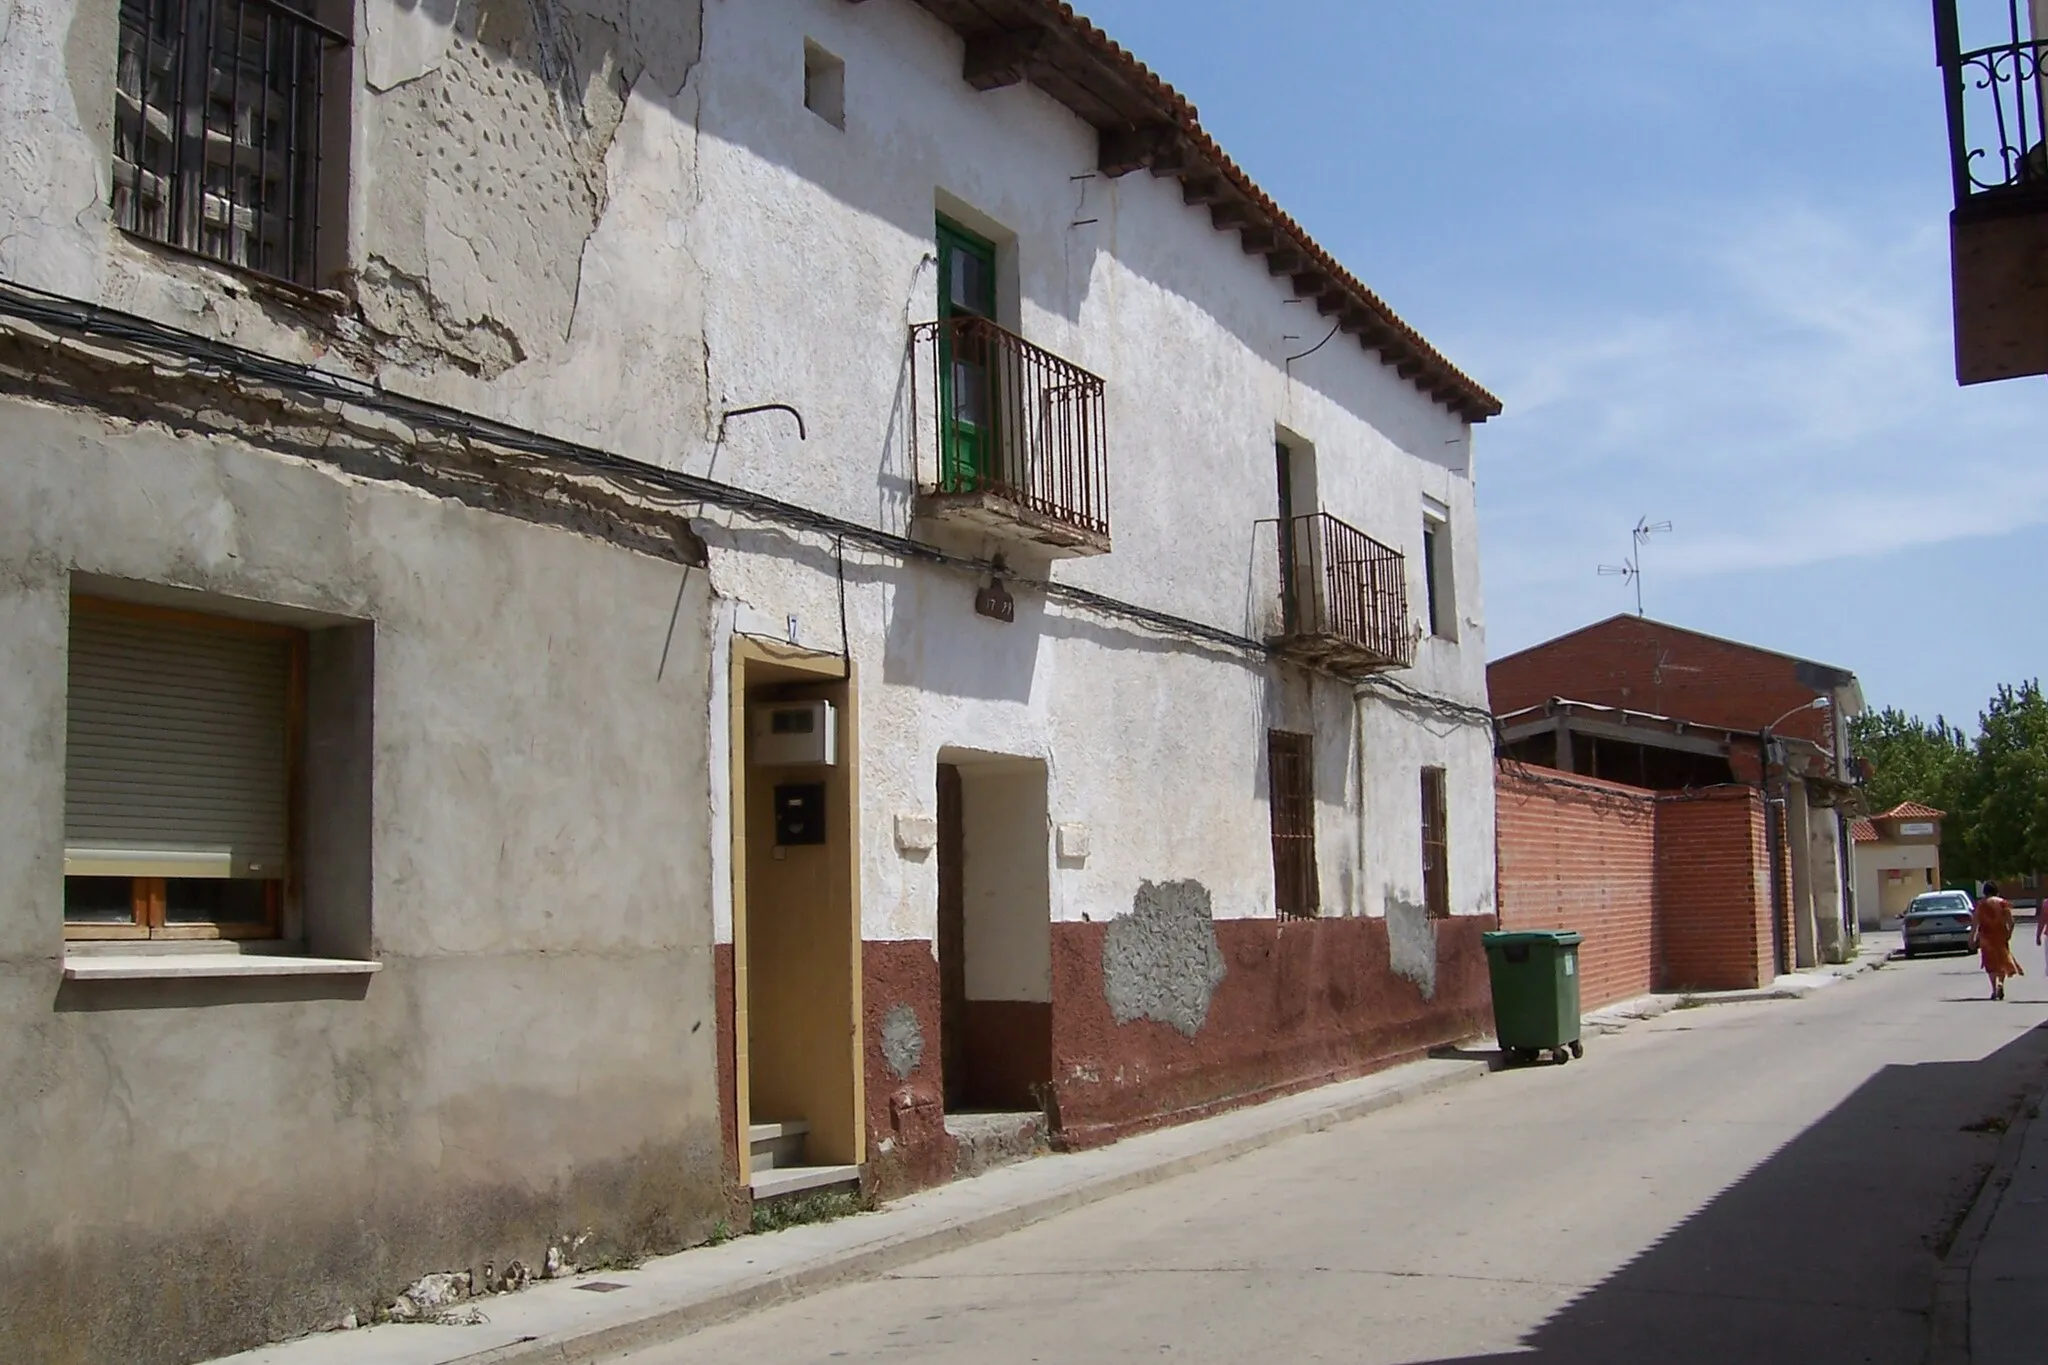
[963,27,1053,91]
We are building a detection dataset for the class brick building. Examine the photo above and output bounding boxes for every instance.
[1491,616,1866,976]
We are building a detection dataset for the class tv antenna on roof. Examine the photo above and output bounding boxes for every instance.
[1598,517,1673,617]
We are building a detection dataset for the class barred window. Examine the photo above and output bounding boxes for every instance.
[1421,766,1450,919]
[1268,730,1319,920]
[112,0,349,287]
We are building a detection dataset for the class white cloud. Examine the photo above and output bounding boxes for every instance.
[1473,193,2048,590]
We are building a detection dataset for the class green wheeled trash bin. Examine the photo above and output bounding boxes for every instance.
[1482,930,1585,1066]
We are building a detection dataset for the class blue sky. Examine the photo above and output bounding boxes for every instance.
[1077,0,2047,728]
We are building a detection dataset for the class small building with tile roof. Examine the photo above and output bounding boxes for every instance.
[1853,803,1947,929]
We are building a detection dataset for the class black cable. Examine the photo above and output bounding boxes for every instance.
[1284,320,1343,367]
[835,535,850,680]
[0,275,1492,723]
[718,403,807,443]
[0,277,1262,654]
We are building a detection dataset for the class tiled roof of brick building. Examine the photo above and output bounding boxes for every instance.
[1878,802,1946,821]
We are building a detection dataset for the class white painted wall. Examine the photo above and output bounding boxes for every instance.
[1856,839,1943,929]
[690,0,1496,942]
[959,761,1052,1003]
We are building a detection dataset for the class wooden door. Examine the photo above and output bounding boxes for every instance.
[937,763,967,1109]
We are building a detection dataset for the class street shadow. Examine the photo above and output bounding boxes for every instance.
[1407,1021,2048,1365]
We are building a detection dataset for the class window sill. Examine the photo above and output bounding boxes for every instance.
[61,953,382,982]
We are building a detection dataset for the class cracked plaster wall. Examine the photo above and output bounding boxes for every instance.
[0,0,709,456]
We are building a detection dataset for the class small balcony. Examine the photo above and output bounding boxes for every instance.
[910,316,1111,556]
[1936,0,2048,382]
[1268,513,1416,678]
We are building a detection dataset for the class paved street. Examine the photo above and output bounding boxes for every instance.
[620,953,2048,1365]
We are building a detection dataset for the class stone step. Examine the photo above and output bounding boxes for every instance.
[944,1111,1048,1180]
[748,1119,810,1172]
[748,1163,861,1202]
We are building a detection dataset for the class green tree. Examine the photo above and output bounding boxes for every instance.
[1848,706,1973,879]
[1956,682,2048,883]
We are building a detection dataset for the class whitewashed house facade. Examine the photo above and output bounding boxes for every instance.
[0,0,1501,1359]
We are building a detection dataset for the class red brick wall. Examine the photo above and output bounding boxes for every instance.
[1496,768,1658,1009]
[1496,767,1776,1000]
[1489,616,1837,750]
[1657,788,1774,990]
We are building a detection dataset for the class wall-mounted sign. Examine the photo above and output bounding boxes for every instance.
[1899,821,1937,837]
[975,577,1015,623]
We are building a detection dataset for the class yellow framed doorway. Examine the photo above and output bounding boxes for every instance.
[729,637,865,1189]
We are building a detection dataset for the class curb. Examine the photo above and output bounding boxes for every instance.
[1925,1071,2048,1365]
[442,1061,1489,1364]
[1577,955,1887,1035]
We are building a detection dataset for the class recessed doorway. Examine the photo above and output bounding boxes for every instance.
[936,753,1052,1114]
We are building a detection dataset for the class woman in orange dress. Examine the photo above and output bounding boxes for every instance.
[1976,882,2024,1001]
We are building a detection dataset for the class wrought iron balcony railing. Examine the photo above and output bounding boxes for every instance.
[1936,0,2048,206]
[910,316,1111,554]
[1271,512,1416,677]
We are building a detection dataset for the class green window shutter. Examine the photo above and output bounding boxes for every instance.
[937,219,997,320]
[64,610,292,879]
[936,220,1000,491]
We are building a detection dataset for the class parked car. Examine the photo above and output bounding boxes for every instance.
[1902,891,1977,958]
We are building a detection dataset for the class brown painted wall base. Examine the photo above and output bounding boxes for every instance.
[860,941,957,1199]
[1048,916,1493,1148]
[961,999,1052,1112]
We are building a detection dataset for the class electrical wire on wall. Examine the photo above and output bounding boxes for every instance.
[834,534,850,680]
[0,275,1491,728]
[1284,320,1343,373]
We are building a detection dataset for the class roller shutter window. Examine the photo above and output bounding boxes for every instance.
[64,603,295,935]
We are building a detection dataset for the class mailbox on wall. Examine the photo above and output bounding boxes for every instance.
[751,700,837,767]
[773,783,828,846]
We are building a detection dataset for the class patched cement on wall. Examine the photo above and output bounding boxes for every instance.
[1386,894,1437,1000]
[1102,880,1228,1037]
[881,1002,924,1081]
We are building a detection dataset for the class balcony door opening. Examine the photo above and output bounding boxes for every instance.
[1275,433,1320,633]
[936,754,1052,1117]
[914,200,1109,554]
[938,218,1001,494]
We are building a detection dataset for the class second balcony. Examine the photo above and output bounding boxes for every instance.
[1267,512,1416,678]
[910,316,1111,556]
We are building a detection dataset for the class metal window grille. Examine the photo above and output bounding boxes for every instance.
[112,0,347,287]
[1421,766,1449,920]
[1268,730,1319,920]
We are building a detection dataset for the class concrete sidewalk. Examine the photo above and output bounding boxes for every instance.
[212,1057,1486,1365]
